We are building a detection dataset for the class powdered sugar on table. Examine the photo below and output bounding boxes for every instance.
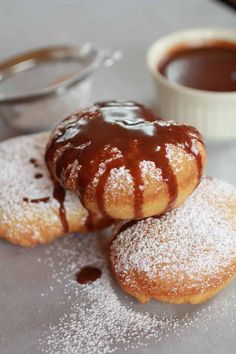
[39,224,236,353]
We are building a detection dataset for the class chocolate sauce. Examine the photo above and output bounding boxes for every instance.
[53,182,68,233]
[85,211,112,231]
[29,158,39,168]
[23,196,50,203]
[45,101,203,219]
[34,173,43,179]
[30,158,68,231]
[159,41,236,92]
[85,211,96,231]
[76,266,102,284]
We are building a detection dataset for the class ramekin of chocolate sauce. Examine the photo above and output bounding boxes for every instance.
[147,28,236,140]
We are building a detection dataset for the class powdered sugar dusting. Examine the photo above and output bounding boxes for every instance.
[0,133,87,242]
[111,178,236,292]
[40,233,175,353]
[107,166,134,194]
[140,160,162,182]
[165,143,193,173]
[39,229,236,353]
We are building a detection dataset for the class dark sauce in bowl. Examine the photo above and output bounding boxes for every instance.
[158,41,236,92]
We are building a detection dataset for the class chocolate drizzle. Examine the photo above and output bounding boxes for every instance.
[23,196,50,203]
[84,211,112,231]
[53,182,68,233]
[30,155,68,231]
[45,101,204,219]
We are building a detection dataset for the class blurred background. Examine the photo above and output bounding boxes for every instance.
[0,0,235,183]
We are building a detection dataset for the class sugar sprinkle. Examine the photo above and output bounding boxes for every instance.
[39,220,236,353]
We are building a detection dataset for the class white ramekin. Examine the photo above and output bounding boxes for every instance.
[147,28,236,140]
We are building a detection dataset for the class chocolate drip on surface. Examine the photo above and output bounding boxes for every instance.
[45,101,204,219]
[76,266,102,284]
[34,173,43,179]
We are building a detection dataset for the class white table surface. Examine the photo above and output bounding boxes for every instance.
[0,1,236,353]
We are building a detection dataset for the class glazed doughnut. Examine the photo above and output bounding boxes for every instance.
[110,177,236,304]
[45,101,206,220]
[0,133,109,247]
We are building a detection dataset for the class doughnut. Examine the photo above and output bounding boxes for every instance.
[0,133,109,247]
[110,177,236,304]
[45,101,206,220]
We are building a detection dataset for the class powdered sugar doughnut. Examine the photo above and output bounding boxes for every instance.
[110,177,236,304]
[45,101,206,220]
[0,133,108,247]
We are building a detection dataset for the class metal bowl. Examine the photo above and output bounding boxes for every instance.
[0,43,121,132]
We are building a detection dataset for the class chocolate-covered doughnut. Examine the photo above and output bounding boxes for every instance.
[45,101,206,219]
